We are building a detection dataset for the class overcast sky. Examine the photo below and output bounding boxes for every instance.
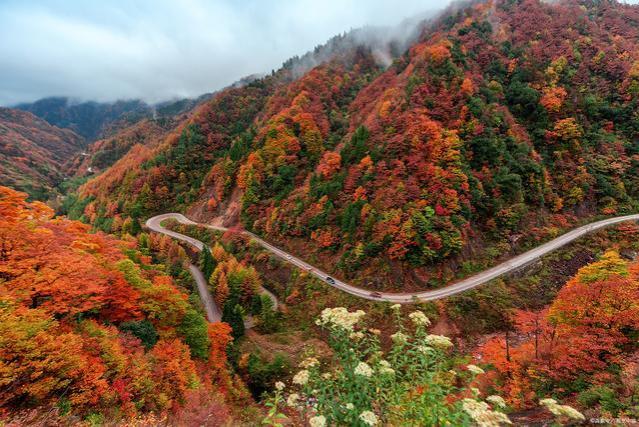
[0,0,452,106]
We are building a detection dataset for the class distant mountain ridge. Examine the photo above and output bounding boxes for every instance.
[15,95,213,141]
[13,73,270,142]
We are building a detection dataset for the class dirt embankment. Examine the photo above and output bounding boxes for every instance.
[188,186,242,227]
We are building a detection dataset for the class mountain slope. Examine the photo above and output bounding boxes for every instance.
[0,107,84,199]
[0,185,243,423]
[64,117,183,178]
[70,0,639,290]
[15,95,215,141]
[15,97,151,140]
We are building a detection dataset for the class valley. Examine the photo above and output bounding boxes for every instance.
[148,211,639,303]
[2,0,639,424]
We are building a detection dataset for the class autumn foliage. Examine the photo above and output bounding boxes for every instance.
[2,0,639,422]
[0,108,84,200]
[65,0,639,291]
[478,251,639,408]
[0,186,236,420]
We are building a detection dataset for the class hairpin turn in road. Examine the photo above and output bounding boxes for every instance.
[146,212,639,310]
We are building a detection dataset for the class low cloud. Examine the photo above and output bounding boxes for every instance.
[0,0,449,106]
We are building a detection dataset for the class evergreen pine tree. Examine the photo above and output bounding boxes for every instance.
[258,295,277,333]
[131,217,142,235]
[199,246,215,280]
[222,302,245,339]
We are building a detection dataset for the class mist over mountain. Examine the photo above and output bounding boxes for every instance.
[3,0,639,425]
[12,16,435,143]
[14,95,216,141]
[0,0,442,106]
[15,97,150,141]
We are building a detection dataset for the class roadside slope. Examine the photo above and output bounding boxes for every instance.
[147,213,639,303]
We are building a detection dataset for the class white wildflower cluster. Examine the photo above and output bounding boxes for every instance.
[345,403,355,410]
[462,398,512,426]
[467,364,485,375]
[391,303,401,311]
[424,334,453,349]
[293,369,310,385]
[287,393,300,407]
[275,381,285,391]
[539,398,585,421]
[417,344,432,354]
[486,395,507,408]
[409,310,431,326]
[350,331,365,340]
[299,357,320,368]
[378,360,395,375]
[391,331,408,343]
[355,362,373,377]
[309,415,326,427]
[316,307,366,331]
[359,410,379,426]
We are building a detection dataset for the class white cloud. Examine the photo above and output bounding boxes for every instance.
[0,0,447,105]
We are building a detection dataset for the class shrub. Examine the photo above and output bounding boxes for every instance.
[119,319,159,349]
[263,306,511,426]
[178,309,211,359]
[577,386,625,416]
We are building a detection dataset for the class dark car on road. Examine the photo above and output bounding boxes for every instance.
[326,276,336,285]
[369,292,382,298]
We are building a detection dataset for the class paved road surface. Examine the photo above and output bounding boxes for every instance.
[188,264,222,322]
[147,213,639,304]
[145,214,277,323]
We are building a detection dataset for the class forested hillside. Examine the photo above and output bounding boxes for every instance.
[15,97,152,141]
[0,108,84,200]
[4,0,639,424]
[0,186,245,424]
[477,248,639,411]
[69,0,639,291]
[15,94,216,142]
[65,117,181,179]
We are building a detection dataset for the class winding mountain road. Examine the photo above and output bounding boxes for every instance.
[188,264,222,322]
[146,213,639,306]
[145,213,276,323]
